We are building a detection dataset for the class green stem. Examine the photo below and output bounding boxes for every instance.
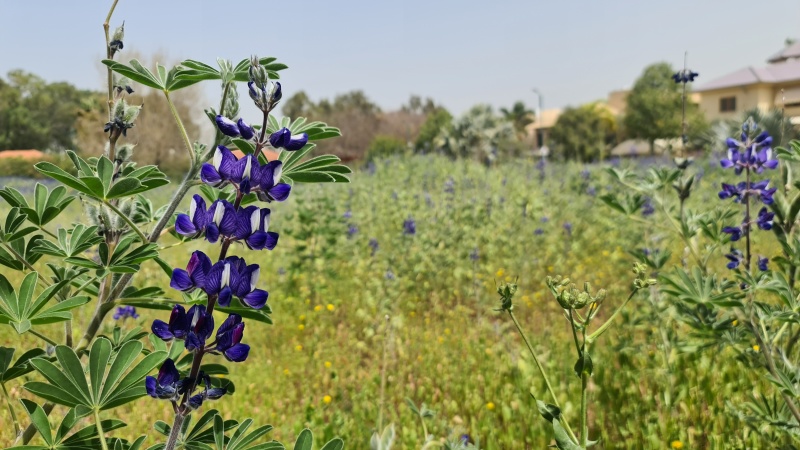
[163,90,194,162]
[507,310,579,444]
[580,327,589,447]
[103,200,147,242]
[29,329,59,347]
[1,242,47,285]
[1,382,20,439]
[94,408,110,450]
[103,0,120,120]
[587,288,639,344]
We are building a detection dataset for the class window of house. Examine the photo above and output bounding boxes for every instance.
[720,96,737,112]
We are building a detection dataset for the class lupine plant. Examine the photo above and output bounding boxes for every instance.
[496,265,656,449]
[0,2,349,449]
[602,109,800,444]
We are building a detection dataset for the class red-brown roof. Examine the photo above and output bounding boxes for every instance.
[230,148,280,161]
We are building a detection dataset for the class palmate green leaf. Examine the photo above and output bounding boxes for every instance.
[319,438,344,450]
[34,162,94,195]
[0,272,87,334]
[660,267,744,307]
[0,184,75,227]
[102,59,164,90]
[25,338,167,410]
[0,347,47,382]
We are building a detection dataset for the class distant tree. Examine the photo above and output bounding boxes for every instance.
[500,101,535,138]
[0,70,96,151]
[550,102,617,162]
[402,95,439,115]
[365,135,407,161]
[415,108,452,153]
[436,104,519,163]
[281,90,315,118]
[697,107,800,153]
[624,62,706,154]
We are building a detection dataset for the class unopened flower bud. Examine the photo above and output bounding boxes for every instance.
[123,104,141,123]
[215,115,240,137]
[109,23,124,53]
[237,118,255,140]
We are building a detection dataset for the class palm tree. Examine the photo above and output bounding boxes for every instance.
[500,101,535,139]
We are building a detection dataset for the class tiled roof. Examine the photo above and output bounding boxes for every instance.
[768,42,800,63]
[0,149,44,159]
[695,59,800,92]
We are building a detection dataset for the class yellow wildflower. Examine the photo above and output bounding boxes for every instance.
[753,345,760,352]
[496,269,505,278]
[283,368,290,375]
[295,345,303,351]
[486,402,495,411]
[323,395,332,404]
[324,361,332,368]
[732,319,738,326]
[670,441,683,449]
[327,304,335,311]
[314,305,322,312]
[298,324,305,331]
[299,314,306,321]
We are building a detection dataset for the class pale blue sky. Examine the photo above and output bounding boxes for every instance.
[0,0,798,115]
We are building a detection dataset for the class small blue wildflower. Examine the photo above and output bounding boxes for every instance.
[756,207,774,230]
[758,256,769,271]
[722,226,742,241]
[385,269,395,281]
[347,224,359,238]
[469,247,479,262]
[369,238,379,256]
[113,305,139,321]
[534,228,544,235]
[343,210,352,219]
[563,222,573,236]
[403,217,416,235]
[642,197,655,217]
[725,248,744,270]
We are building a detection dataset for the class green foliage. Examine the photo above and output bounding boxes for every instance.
[414,108,452,153]
[0,71,98,152]
[435,104,520,163]
[366,135,407,162]
[623,62,707,152]
[549,102,617,162]
[500,101,535,138]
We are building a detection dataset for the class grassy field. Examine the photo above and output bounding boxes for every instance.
[0,154,780,449]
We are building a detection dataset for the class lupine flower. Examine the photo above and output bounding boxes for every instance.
[235,205,279,250]
[184,306,215,351]
[541,217,549,223]
[586,186,597,196]
[534,228,544,235]
[671,70,699,83]
[385,269,395,281]
[201,147,291,200]
[347,224,358,238]
[269,127,309,151]
[215,115,241,137]
[563,222,573,236]
[758,256,769,271]
[113,305,139,320]
[725,248,744,270]
[444,178,455,193]
[175,195,210,238]
[343,210,352,219]
[756,207,774,230]
[221,257,269,309]
[211,314,250,362]
[170,251,213,293]
[470,247,479,261]
[403,217,416,235]
[187,374,226,410]
[215,115,256,140]
[145,358,184,401]
[204,200,238,243]
[642,197,655,217]
[369,238,379,256]
[718,180,775,205]
[580,169,591,180]
[722,226,742,241]
[151,304,190,341]
[720,130,777,174]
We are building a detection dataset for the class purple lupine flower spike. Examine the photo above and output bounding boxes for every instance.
[215,115,241,137]
[205,260,233,307]
[725,248,744,270]
[113,305,139,320]
[269,127,309,151]
[237,118,255,140]
[722,226,742,242]
[758,256,769,271]
[225,257,268,309]
[213,314,250,362]
[175,194,210,237]
[234,206,279,251]
[756,207,774,230]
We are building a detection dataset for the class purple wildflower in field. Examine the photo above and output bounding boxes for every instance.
[756,207,774,230]
[211,314,250,362]
[113,305,139,320]
[200,146,291,200]
[563,222,573,236]
[444,178,455,193]
[722,226,742,242]
[586,186,596,196]
[642,197,655,216]
[758,256,770,271]
[145,359,185,401]
[369,238,379,256]
[385,269,395,281]
[720,131,777,174]
[343,210,352,219]
[718,180,776,205]
[534,228,544,235]
[580,169,591,180]
[403,217,416,235]
[725,248,744,270]
[672,69,699,83]
[470,247,479,261]
[541,217,549,223]
[347,224,358,238]
[214,115,255,139]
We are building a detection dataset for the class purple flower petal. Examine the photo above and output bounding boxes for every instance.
[216,115,240,137]
[170,269,193,291]
[237,118,255,140]
[151,320,174,340]
[268,183,292,202]
[175,214,198,236]
[242,289,268,309]
[200,163,223,184]
[265,231,279,250]
[145,376,158,397]
[224,343,250,362]
[285,133,309,151]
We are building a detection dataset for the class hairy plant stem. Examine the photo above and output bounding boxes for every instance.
[164,90,194,162]
[587,288,639,344]
[744,166,752,271]
[164,413,185,450]
[1,382,20,439]
[103,0,120,120]
[579,326,589,447]
[94,408,110,450]
[28,329,58,347]
[104,200,147,242]
[507,310,579,445]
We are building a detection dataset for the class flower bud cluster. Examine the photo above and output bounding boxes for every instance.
[546,276,607,310]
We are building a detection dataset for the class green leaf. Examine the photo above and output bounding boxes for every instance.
[102,59,164,90]
[232,138,257,155]
[285,171,336,183]
[34,162,92,195]
[20,399,54,446]
[107,178,143,199]
[293,429,313,450]
[319,438,344,450]
[552,419,581,450]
